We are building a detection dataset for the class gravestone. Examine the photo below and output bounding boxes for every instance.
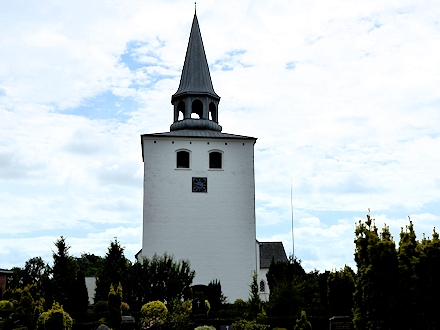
[192,297,207,326]
[329,316,353,330]
[220,325,233,330]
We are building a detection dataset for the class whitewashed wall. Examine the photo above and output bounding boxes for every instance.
[141,135,257,301]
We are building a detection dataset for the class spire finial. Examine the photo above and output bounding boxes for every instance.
[195,2,196,14]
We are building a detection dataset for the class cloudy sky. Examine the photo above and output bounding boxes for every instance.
[1,0,439,273]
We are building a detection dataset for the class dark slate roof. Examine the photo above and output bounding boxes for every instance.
[142,129,256,140]
[259,242,288,268]
[172,13,219,101]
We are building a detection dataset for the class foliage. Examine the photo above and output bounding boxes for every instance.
[206,279,224,312]
[353,214,399,330]
[141,300,168,327]
[246,271,262,320]
[168,299,193,330]
[352,213,440,329]
[94,300,109,313]
[194,326,216,330]
[95,238,131,303]
[108,283,123,330]
[9,284,45,329]
[69,270,89,313]
[294,310,312,330]
[0,300,13,311]
[131,253,195,305]
[327,265,355,316]
[266,257,306,293]
[36,301,73,330]
[231,319,269,330]
[75,253,103,277]
[51,236,78,311]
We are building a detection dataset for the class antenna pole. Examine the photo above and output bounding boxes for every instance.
[291,177,294,262]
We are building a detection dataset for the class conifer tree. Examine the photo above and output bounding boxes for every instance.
[95,238,130,303]
[353,213,398,330]
[51,236,78,311]
[416,227,440,328]
[108,283,122,330]
[396,218,420,329]
[327,265,355,317]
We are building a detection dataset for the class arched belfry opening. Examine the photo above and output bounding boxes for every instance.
[209,102,217,122]
[177,101,185,120]
[191,99,203,119]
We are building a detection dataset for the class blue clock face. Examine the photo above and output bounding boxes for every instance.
[192,177,207,193]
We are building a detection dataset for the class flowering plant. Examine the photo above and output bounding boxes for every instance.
[141,317,164,329]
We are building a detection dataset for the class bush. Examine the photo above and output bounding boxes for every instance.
[141,301,168,328]
[0,301,13,311]
[168,299,192,330]
[294,310,312,330]
[194,326,215,330]
[232,319,269,330]
[94,301,109,313]
[36,302,73,330]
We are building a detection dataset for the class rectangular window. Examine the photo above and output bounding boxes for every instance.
[177,151,190,168]
[209,152,222,169]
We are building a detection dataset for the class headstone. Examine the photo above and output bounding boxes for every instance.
[96,324,109,330]
[220,325,233,330]
[192,298,207,326]
[121,315,136,323]
[329,316,353,330]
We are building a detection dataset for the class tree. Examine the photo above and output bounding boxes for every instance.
[294,310,312,330]
[206,279,224,312]
[108,283,122,330]
[69,271,89,313]
[327,266,355,316]
[75,253,103,277]
[396,219,420,329]
[247,272,263,320]
[132,253,195,304]
[95,238,130,303]
[353,214,399,330]
[51,236,78,311]
[415,227,440,328]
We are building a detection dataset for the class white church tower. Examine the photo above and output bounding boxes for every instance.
[140,12,257,300]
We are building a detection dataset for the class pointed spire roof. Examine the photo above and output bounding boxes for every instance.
[172,13,220,102]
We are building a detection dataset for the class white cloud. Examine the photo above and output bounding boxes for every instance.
[1,0,439,272]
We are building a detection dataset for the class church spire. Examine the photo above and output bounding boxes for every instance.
[170,12,221,132]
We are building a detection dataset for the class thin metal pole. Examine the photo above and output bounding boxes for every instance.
[291,177,294,262]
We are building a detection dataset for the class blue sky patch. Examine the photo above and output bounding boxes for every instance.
[286,62,297,70]
[62,91,138,121]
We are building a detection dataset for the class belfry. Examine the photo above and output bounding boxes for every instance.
[139,12,283,301]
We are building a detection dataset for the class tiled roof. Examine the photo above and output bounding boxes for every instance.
[259,242,288,268]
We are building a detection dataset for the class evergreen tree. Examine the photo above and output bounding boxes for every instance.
[108,283,122,330]
[51,236,78,311]
[247,271,262,320]
[69,271,89,313]
[294,310,312,330]
[353,214,399,330]
[396,218,420,329]
[206,279,223,312]
[416,228,440,329]
[95,238,130,303]
[327,266,355,317]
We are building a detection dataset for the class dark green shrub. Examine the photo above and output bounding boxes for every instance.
[108,283,122,330]
[36,302,73,330]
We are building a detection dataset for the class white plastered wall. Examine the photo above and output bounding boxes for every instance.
[141,135,257,301]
